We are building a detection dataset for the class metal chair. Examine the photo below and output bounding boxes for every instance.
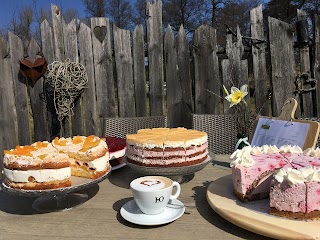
[192,114,238,154]
[104,116,167,138]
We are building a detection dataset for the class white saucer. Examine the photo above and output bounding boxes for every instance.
[120,199,185,226]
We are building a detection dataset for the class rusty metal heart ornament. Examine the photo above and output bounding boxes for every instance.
[19,57,48,86]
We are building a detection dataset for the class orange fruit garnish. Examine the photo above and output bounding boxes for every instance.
[53,137,67,146]
[80,135,100,152]
[73,136,83,144]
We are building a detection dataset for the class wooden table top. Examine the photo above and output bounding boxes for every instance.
[0,155,272,240]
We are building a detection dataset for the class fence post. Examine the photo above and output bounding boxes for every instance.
[113,24,135,117]
[297,9,313,117]
[313,15,320,117]
[147,0,164,116]
[268,17,296,117]
[250,5,270,116]
[91,17,116,135]
[0,37,18,161]
[193,25,220,114]
[133,24,147,117]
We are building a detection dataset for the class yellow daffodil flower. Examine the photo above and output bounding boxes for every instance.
[225,84,248,107]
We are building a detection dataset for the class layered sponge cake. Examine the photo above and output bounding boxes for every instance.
[52,135,110,179]
[3,135,110,190]
[3,141,71,190]
[126,127,208,167]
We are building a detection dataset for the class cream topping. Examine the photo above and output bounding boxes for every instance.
[3,167,71,183]
[230,146,255,168]
[303,147,320,157]
[279,145,303,153]
[274,166,320,186]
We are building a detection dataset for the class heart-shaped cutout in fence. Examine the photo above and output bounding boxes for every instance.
[93,26,107,43]
[141,180,161,187]
[19,57,48,86]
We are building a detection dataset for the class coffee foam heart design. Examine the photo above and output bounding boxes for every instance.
[141,180,161,187]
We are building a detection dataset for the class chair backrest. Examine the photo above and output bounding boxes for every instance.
[104,116,167,138]
[192,114,238,154]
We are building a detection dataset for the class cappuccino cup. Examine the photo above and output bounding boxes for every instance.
[130,176,181,215]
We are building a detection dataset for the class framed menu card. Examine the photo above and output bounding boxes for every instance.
[250,117,320,150]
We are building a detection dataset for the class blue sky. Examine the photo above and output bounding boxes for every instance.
[0,0,86,28]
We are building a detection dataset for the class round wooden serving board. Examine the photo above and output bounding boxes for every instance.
[206,174,320,240]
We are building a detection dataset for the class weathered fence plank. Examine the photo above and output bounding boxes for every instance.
[113,24,135,117]
[297,9,313,117]
[78,21,98,135]
[176,25,193,128]
[193,25,220,114]
[268,17,296,117]
[51,4,65,61]
[250,5,269,116]
[0,37,18,159]
[91,17,116,135]
[8,31,31,145]
[222,27,249,112]
[27,38,49,141]
[147,0,164,116]
[41,19,60,140]
[133,24,147,117]
[164,25,180,127]
[62,19,82,137]
[313,14,320,117]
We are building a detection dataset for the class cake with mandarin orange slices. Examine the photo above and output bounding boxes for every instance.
[3,135,110,190]
[3,141,71,190]
[52,135,110,179]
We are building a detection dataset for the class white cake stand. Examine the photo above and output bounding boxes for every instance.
[1,170,111,213]
[124,153,213,183]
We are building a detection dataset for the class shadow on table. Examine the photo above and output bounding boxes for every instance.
[192,177,272,240]
[0,184,99,215]
[113,197,169,229]
[108,166,143,189]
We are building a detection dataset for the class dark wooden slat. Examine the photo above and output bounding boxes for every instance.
[78,21,99,135]
[268,17,296,117]
[133,24,147,117]
[113,24,135,117]
[193,25,220,114]
[297,9,313,117]
[8,31,31,145]
[250,5,270,116]
[0,37,18,161]
[147,0,164,116]
[27,38,49,141]
[91,18,116,136]
[313,15,320,117]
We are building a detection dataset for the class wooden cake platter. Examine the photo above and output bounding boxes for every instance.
[206,174,320,240]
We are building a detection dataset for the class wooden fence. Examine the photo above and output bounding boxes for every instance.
[1,1,320,158]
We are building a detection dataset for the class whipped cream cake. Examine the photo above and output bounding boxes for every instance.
[126,127,208,167]
[231,145,320,220]
[3,135,110,190]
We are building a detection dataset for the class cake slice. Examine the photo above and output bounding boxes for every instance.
[270,166,320,220]
[231,145,289,202]
[52,135,110,179]
[3,141,71,190]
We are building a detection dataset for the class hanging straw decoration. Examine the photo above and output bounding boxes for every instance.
[45,59,88,122]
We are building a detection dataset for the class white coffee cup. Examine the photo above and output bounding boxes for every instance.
[130,176,181,215]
